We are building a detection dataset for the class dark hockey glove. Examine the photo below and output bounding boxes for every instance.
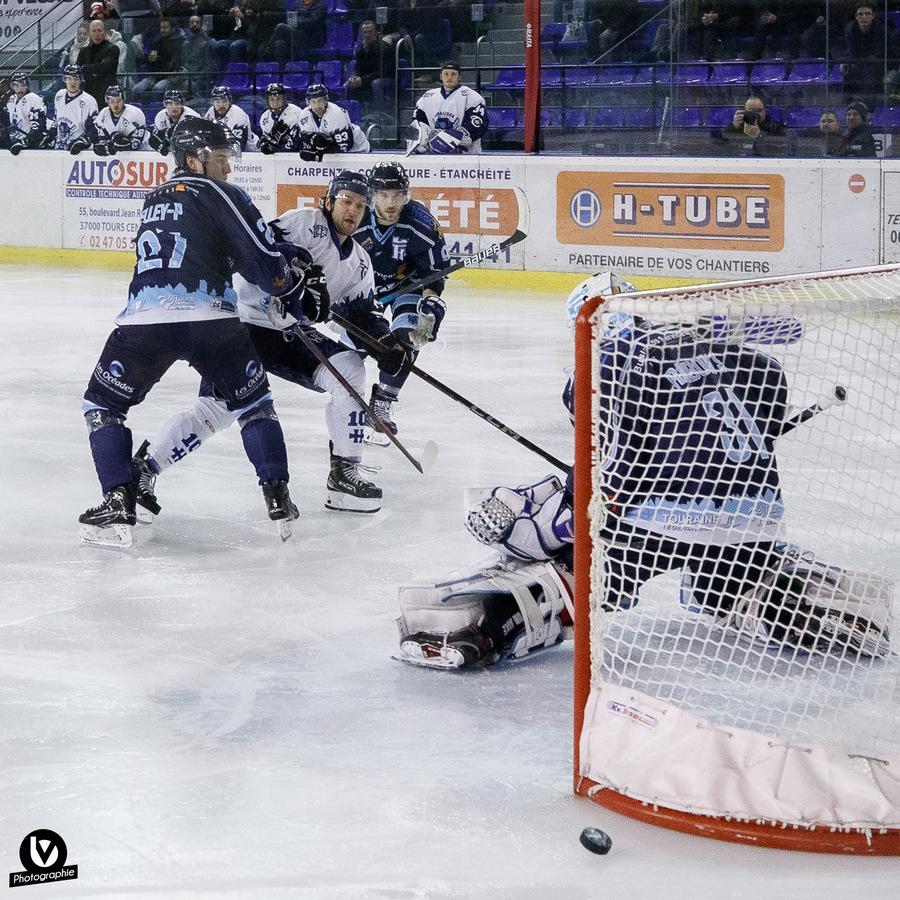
[69,136,92,155]
[9,141,26,156]
[374,333,413,377]
[272,263,331,325]
[258,136,277,155]
[111,132,134,152]
[148,131,170,155]
[92,139,114,156]
[300,132,338,161]
[271,118,290,141]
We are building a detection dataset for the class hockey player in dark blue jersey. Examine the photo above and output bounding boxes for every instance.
[79,117,305,548]
[398,277,891,667]
[353,161,451,444]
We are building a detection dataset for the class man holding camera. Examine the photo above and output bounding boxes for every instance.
[720,95,787,156]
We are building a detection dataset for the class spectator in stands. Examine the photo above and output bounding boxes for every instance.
[584,0,639,63]
[749,2,802,60]
[236,0,286,63]
[161,0,196,27]
[653,2,751,63]
[346,19,396,113]
[842,2,887,110]
[88,1,121,23]
[59,23,91,70]
[132,18,185,95]
[720,95,788,155]
[392,0,453,71]
[269,0,326,61]
[78,19,121,105]
[818,110,845,156]
[198,0,244,68]
[89,2,132,79]
[836,99,876,157]
[181,15,213,99]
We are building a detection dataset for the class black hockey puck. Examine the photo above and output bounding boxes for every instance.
[579,826,612,855]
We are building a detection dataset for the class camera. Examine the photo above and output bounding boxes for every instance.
[742,109,759,126]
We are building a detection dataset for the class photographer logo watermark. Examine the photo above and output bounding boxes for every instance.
[9,830,78,889]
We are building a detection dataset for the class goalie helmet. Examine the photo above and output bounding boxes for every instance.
[566,271,638,331]
[326,169,373,208]
[170,117,235,170]
[370,161,410,193]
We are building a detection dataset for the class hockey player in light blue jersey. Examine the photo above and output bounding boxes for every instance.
[4,72,49,155]
[135,170,395,515]
[353,161,451,444]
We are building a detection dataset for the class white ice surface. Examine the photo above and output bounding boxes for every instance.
[1,265,899,899]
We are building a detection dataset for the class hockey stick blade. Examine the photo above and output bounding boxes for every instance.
[778,385,847,436]
[384,187,530,298]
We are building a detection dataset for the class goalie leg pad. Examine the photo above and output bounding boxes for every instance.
[396,559,574,669]
[721,546,893,658]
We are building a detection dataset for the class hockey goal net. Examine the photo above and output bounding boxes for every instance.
[573,265,900,854]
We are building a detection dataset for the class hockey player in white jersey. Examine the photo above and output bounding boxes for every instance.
[148,90,201,156]
[297,84,369,161]
[205,86,258,153]
[92,84,148,155]
[409,61,488,155]
[135,171,393,515]
[258,83,303,155]
[5,71,49,155]
[51,65,99,153]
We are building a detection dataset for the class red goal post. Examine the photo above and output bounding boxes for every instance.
[572,267,900,855]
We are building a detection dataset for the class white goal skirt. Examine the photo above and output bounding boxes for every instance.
[573,266,900,853]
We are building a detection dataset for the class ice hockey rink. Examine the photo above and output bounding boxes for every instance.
[1,263,899,899]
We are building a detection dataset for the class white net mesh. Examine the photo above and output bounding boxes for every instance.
[584,269,900,828]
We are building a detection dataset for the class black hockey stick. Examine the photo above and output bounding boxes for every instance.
[778,385,847,437]
[330,311,571,474]
[286,325,434,474]
[382,187,531,299]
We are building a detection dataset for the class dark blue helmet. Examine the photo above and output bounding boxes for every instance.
[170,117,235,170]
[369,161,409,192]
[10,71,30,89]
[306,83,328,102]
[265,82,286,97]
[63,64,83,79]
[105,83,124,101]
[210,85,232,103]
[164,89,184,104]
[327,170,373,208]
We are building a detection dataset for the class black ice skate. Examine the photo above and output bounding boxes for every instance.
[364,384,398,447]
[326,444,382,513]
[133,439,161,524]
[78,483,137,549]
[261,479,299,541]
[399,625,495,670]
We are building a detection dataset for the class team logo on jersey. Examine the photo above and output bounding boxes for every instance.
[391,237,408,261]
[246,360,258,379]
[109,360,125,378]
[570,190,602,228]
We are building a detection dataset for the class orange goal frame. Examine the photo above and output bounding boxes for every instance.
[571,295,900,855]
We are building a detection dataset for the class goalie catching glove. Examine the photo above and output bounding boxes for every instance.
[267,246,331,326]
[465,475,574,562]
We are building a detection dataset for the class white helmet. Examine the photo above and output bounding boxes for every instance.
[565,271,638,331]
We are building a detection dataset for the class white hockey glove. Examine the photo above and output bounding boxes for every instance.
[389,295,447,350]
[465,475,574,562]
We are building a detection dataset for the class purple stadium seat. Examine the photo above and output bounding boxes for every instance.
[786,106,824,128]
[318,60,342,90]
[872,107,900,128]
[540,108,563,127]
[751,62,786,84]
[632,66,658,86]
[222,63,250,93]
[282,62,311,92]
[542,67,563,88]
[707,106,736,127]
[708,63,750,85]
[564,107,587,128]
[491,107,518,129]
[625,106,655,128]
[785,62,824,84]
[673,64,710,85]
[541,22,566,50]
[254,64,280,90]
[309,21,354,61]
[484,68,526,91]
[596,65,636,86]
[343,99,361,123]
[326,0,348,16]
[589,107,625,127]
[673,107,702,127]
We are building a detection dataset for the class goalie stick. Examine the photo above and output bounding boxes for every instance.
[778,385,847,436]
[329,310,571,474]
[381,187,530,300]
[285,325,436,474]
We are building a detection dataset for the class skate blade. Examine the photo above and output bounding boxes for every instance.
[274,518,295,542]
[325,490,381,514]
[79,523,134,549]
[363,428,391,447]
